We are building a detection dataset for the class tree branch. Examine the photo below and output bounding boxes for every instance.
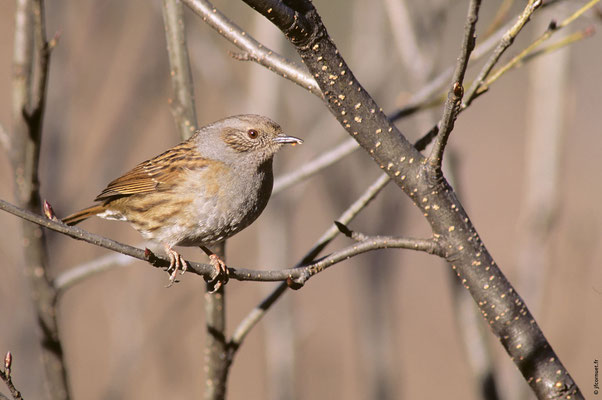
[229,171,391,357]
[10,1,70,399]
[464,0,542,107]
[181,0,322,98]
[474,1,599,102]
[1,198,440,286]
[237,1,583,397]
[229,108,450,360]
[0,352,23,400]
[428,0,480,169]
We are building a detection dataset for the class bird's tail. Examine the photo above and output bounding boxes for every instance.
[62,204,105,226]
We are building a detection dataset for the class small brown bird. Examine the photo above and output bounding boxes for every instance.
[63,114,302,289]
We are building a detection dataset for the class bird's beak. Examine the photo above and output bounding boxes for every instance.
[273,134,303,146]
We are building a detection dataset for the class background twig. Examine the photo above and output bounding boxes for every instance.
[9,1,70,399]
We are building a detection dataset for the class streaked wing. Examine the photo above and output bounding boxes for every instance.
[95,140,207,201]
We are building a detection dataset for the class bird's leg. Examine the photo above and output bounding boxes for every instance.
[200,246,229,292]
[165,245,188,287]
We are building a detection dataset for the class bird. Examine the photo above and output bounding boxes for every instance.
[62,114,302,290]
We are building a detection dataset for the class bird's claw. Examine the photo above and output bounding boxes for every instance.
[165,247,188,288]
[205,254,229,293]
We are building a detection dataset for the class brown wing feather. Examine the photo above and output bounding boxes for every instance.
[95,139,207,201]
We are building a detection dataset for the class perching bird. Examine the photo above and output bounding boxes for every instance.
[63,114,302,289]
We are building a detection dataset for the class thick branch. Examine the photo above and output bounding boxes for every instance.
[229,110,455,359]
[239,1,583,398]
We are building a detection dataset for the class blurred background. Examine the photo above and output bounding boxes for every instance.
[1,0,601,399]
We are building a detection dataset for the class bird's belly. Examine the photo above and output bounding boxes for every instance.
[137,193,263,248]
[129,166,272,248]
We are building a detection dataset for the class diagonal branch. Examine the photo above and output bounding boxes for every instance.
[428,0,481,169]
[229,105,461,363]
[181,0,322,97]
[474,0,600,102]
[229,172,391,355]
[463,0,542,108]
[237,1,583,398]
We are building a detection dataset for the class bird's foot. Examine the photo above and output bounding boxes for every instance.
[205,253,229,293]
[165,246,188,287]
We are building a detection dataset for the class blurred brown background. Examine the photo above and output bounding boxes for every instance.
[1,0,601,399]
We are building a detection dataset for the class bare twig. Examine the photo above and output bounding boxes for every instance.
[10,1,70,399]
[181,0,322,98]
[389,0,565,123]
[162,0,198,139]
[463,0,542,107]
[1,198,440,286]
[0,198,217,278]
[237,1,584,397]
[522,27,595,62]
[52,136,364,290]
[428,0,481,169]
[229,172,391,354]
[229,114,444,355]
[476,0,600,98]
[0,352,23,400]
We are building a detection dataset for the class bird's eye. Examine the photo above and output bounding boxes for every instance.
[247,129,259,139]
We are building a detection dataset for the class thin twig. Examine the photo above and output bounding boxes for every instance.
[52,137,362,289]
[463,0,542,107]
[0,198,216,278]
[476,1,600,98]
[0,352,23,400]
[389,0,564,122]
[162,0,198,139]
[229,172,391,353]
[428,0,481,169]
[522,27,595,62]
[10,1,70,399]
[0,198,440,284]
[237,1,584,397]
[181,0,322,98]
[229,118,443,352]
